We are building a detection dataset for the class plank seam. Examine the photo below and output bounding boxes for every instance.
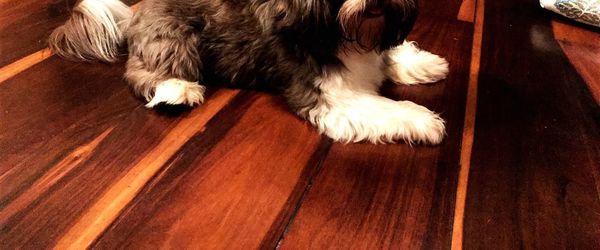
[273,139,333,249]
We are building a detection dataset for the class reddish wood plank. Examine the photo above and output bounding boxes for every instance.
[0,48,53,83]
[0,56,238,247]
[0,58,136,201]
[558,42,600,104]
[452,0,485,248]
[280,17,473,249]
[552,19,600,104]
[54,89,239,249]
[420,0,467,21]
[552,18,600,49]
[0,0,139,67]
[463,0,600,249]
[457,0,476,23]
[93,93,325,249]
[552,20,600,104]
[0,58,169,248]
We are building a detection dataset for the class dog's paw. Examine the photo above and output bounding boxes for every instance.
[398,101,446,145]
[384,41,449,85]
[310,96,446,144]
[146,79,205,108]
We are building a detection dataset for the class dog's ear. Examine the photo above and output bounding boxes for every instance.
[380,0,418,50]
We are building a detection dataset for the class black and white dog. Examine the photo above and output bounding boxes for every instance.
[50,0,449,144]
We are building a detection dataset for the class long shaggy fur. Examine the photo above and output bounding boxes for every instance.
[49,0,132,62]
[50,0,452,144]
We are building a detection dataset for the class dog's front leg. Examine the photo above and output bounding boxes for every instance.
[383,41,450,85]
[124,10,205,108]
[289,51,446,144]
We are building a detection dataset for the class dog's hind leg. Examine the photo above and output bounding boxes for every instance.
[125,12,205,108]
[383,41,449,85]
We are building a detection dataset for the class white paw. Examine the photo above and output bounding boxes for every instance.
[145,79,205,108]
[384,41,449,85]
[398,101,446,145]
[309,95,446,144]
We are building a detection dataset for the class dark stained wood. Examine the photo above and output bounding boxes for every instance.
[463,0,600,249]
[1,58,135,203]
[558,42,600,104]
[279,16,474,249]
[0,58,170,248]
[552,19,600,104]
[0,0,139,67]
[92,93,325,249]
[419,0,466,21]
[0,57,237,247]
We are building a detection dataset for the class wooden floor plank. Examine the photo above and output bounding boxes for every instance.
[279,16,474,249]
[552,19,600,103]
[0,0,140,68]
[0,57,236,247]
[558,42,600,104]
[1,58,135,198]
[452,0,485,248]
[54,89,239,249]
[93,93,325,249]
[419,0,467,21]
[457,0,476,23]
[0,48,53,83]
[3,0,598,247]
[463,0,600,249]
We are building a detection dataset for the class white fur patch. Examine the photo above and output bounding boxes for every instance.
[308,50,446,144]
[384,41,449,85]
[145,79,205,108]
[74,0,132,61]
[333,50,386,93]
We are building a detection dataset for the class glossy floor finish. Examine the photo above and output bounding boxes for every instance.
[0,0,598,249]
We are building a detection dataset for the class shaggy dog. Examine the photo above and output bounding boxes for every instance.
[50,0,449,144]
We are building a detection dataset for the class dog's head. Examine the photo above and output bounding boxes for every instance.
[256,0,417,52]
[337,0,417,51]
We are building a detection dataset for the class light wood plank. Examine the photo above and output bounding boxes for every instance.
[0,48,53,83]
[451,0,485,249]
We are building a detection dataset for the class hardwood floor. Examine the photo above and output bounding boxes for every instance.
[0,0,598,249]
[462,0,600,249]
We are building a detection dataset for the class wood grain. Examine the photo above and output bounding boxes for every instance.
[55,89,239,249]
[0,57,220,248]
[280,16,474,249]
[0,127,114,226]
[552,20,600,103]
[93,93,325,249]
[463,0,600,248]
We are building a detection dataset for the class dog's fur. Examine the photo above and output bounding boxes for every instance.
[50,0,450,144]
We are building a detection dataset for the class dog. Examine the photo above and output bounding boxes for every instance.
[49,0,449,144]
